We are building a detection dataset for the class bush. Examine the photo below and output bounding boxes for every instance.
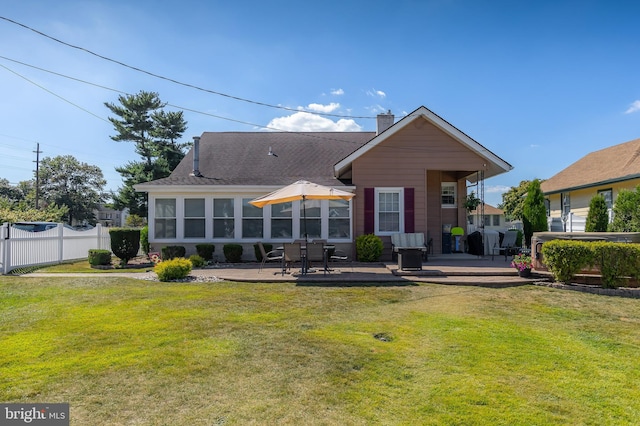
[162,246,186,260]
[140,226,150,255]
[223,244,243,263]
[109,228,140,265]
[254,243,273,262]
[155,258,192,282]
[585,195,609,232]
[356,234,383,262]
[591,242,640,288]
[189,254,205,268]
[88,249,111,266]
[195,243,215,260]
[541,240,593,283]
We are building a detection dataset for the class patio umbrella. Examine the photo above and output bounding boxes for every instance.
[249,180,355,241]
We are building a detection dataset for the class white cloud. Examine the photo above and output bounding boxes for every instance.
[625,100,640,114]
[486,185,512,194]
[330,88,344,96]
[306,103,340,113]
[366,89,386,98]
[267,111,362,132]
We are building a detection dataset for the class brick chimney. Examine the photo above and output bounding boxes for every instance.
[189,136,202,177]
[376,110,394,135]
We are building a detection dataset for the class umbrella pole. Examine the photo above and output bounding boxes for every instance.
[302,195,308,243]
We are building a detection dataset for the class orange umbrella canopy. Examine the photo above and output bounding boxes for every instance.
[249,180,355,208]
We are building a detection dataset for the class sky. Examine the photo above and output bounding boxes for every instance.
[1,0,639,207]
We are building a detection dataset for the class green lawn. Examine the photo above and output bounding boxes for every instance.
[1,277,639,425]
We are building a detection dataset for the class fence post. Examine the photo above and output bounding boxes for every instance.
[96,223,103,249]
[1,223,8,274]
[58,223,64,264]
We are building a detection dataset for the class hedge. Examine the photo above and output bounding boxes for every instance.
[541,240,640,288]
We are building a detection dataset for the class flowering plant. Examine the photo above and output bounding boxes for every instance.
[511,253,532,271]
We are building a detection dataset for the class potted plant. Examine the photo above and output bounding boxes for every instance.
[511,253,533,277]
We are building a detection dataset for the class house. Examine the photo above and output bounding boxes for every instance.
[468,203,520,233]
[94,205,129,227]
[540,138,640,231]
[135,106,513,260]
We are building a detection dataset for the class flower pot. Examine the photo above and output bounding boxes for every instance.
[518,268,532,278]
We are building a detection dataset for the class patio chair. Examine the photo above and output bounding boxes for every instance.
[257,241,283,272]
[305,241,326,274]
[282,242,303,275]
[492,229,519,261]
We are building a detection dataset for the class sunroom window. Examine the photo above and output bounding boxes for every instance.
[154,198,176,239]
[213,198,234,238]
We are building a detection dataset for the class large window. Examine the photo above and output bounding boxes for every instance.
[561,193,571,216]
[300,199,321,239]
[328,199,350,239]
[271,202,292,239]
[242,198,263,239]
[184,198,205,238]
[213,198,234,238]
[441,183,456,207]
[154,198,176,239]
[376,189,402,234]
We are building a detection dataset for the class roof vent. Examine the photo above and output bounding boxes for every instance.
[190,136,202,177]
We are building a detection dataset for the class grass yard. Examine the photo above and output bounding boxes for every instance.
[1,276,640,425]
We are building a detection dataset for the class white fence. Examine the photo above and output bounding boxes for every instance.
[0,223,111,274]
[548,213,587,233]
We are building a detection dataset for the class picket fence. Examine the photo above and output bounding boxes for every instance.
[0,223,111,274]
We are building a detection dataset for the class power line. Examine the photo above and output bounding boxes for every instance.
[0,16,375,120]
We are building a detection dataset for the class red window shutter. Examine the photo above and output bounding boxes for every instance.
[364,188,374,234]
[404,188,415,233]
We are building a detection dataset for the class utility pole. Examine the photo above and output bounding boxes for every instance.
[33,142,42,209]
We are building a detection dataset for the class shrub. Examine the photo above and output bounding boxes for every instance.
[591,242,640,288]
[541,240,593,283]
[162,246,186,260]
[254,243,273,262]
[140,225,150,255]
[585,195,610,232]
[356,234,383,262]
[109,228,140,265]
[155,257,192,282]
[223,244,243,263]
[195,243,215,261]
[189,254,205,268]
[88,249,111,266]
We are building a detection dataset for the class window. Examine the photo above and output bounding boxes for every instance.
[441,183,456,207]
[561,193,571,216]
[598,189,613,209]
[300,199,321,239]
[154,198,176,239]
[329,199,350,239]
[492,215,500,226]
[213,198,234,238]
[242,198,263,238]
[376,189,403,234]
[271,202,292,239]
[184,198,205,238]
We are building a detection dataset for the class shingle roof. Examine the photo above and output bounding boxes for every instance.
[470,203,504,215]
[540,138,640,194]
[142,132,375,187]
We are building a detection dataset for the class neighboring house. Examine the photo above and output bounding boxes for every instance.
[468,203,520,233]
[540,138,640,231]
[135,106,513,260]
[95,205,128,227]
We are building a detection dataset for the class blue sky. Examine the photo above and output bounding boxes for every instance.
[1,0,639,207]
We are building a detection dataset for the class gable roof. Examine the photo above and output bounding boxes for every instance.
[334,106,513,181]
[470,203,504,215]
[136,131,374,189]
[541,138,640,194]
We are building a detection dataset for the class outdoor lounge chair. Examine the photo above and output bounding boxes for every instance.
[492,229,520,261]
[257,241,283,272]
